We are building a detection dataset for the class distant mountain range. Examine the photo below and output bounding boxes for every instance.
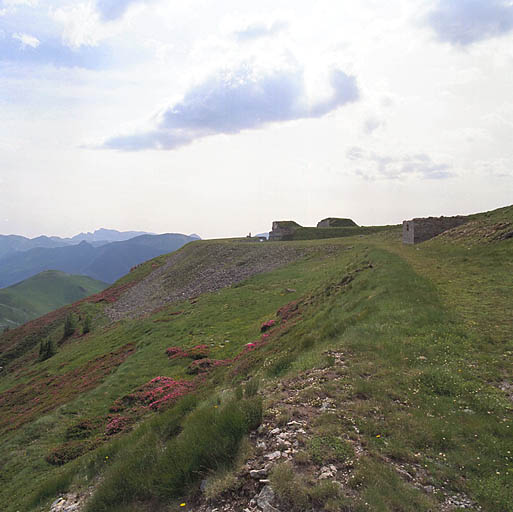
[0,230,200,288]
[0,228,160,258]
[0,270,107,330]
[68,228,153,244]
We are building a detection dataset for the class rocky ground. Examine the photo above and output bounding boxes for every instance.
[107,242,313,321]
[47,350,480,512]
[193,351,480,512]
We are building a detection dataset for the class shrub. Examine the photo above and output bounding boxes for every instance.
[65,418,103,440]
[82,315,92,335]
[46,440,95,466]
[38,338,57,361]
[260,319,276,332]
[105,416,132,436]
[63,313,76,338]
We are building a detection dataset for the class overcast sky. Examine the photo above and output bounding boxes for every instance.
[1,0,512,239]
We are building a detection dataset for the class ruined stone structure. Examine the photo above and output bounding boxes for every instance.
[402,216,468,244]
[268,221,301,241]
[317,218,357,228]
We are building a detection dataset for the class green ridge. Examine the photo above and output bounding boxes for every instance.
[0,270,108,330]
[0,205,511,512]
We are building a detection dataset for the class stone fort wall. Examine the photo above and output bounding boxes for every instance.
[403,216,467,244]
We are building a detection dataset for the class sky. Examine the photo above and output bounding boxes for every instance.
[1,0,512,239]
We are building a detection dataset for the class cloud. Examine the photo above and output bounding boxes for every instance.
[3,0,39,6]
[234,20,288,42]
[52,1,150,48]
[95,0,144,21]
[101,64,359,151]
[363,116,385,135]
[347,147,454,180]
[12,32,39,48]
[426,0,513,45]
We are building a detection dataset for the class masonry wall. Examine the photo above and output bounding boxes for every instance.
[402,221,415,244]
[268,222,300,241]
[402,216,468,244]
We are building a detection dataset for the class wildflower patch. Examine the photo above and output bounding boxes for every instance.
[185,358,230,375]
[46,439,100,466]
[111,376,196,412]
[105,415,133,436]
[166,344,210,360]
[260,319,276,332]
[0,343,136,433]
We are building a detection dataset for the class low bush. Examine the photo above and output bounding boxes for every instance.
[46,440,97,466]
[65,418,103,440]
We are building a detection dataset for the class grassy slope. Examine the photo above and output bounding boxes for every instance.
[0,271,107,329]
[0,207,511,511]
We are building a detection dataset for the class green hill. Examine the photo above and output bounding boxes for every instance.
[0,271,107,330]
[0,205,512,512]
[0,233,198,288]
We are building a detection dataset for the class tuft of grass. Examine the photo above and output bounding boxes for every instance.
[350,457,436,511]
[27,470,74,509]
[85,394,262,511]
[244,377,260,398]
[203,470,238,501]
[308,435,354,465]
[267,354,295,377]
[270,462,310,511]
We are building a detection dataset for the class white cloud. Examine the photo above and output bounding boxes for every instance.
[233,20,288,42]
[3,0,39,6]
[12,32,40,48]
[426,0,513,45]
[52,2,103,48]
[101,62,359,151]
[347,147,454,181]
[363,116,385,135]
[51,0,140,49]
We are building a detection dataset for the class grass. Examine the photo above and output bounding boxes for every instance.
[308,435,354,465]
[0,206,512,511]
[0,270,107,330]
[84,393,262,511]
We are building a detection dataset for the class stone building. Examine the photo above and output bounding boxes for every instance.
[403,216,467,244]
[316,218,357,228]
[268,221,301,241]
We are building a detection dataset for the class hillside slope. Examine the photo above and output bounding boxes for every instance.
[0,234,71,259]
[0,207,511,512]
[0,271,107,330]
[0,233,197,287]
